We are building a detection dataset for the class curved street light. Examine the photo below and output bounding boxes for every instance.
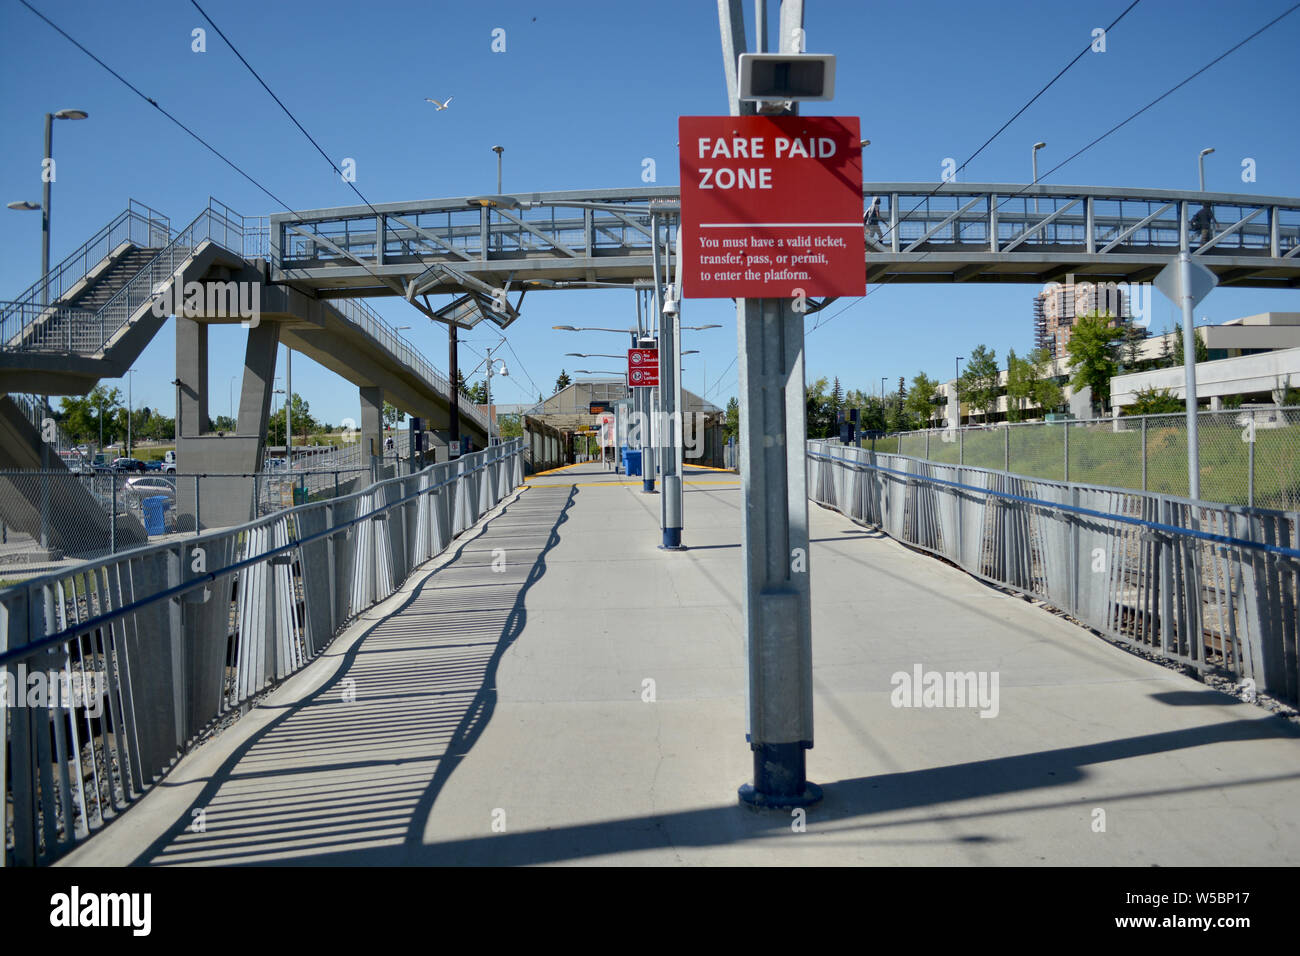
[1198,147,1215,192]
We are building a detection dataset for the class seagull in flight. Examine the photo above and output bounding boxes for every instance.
[425,96,453,111]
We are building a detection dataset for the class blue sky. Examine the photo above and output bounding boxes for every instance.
[2,0,1298,424]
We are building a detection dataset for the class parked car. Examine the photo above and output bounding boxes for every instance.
[111,457,148,472]
[144,460,163,471]
[163,450,177,473]
[122,475,176,504]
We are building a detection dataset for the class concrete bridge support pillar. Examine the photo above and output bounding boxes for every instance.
[360,386,383,476]
[176,316,209,440]
[176,320,280,530]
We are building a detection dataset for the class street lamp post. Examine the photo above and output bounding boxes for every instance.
[1031,141,1046,214]
[1198,147,1215,192]
[9,109,88,501]
[125,369,136,457]
[492,145,504,193]
[5,110,90,303]
[285,346,292,469]
[954,356,963,427]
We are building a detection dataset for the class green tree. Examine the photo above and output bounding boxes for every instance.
[1171,323,1208,366]
[455,369,471,397]
[1029,347,1064,414]
[382,401,403,429]
[830,376,844,419]
[555,370,572,392]
[1065,312,1123,412]
[212,414,237,433]
[903,372,941,428]
[58,385,124,446]
[1124,386,1184,415]
[1120,323,1148,372]
[1005,348,1033,423]
[268,394,320,445]
[960,344,1000,423]
[805,376,834,438]
[497,413,523,439]
[723,396,739,443]
[884,390,909,433]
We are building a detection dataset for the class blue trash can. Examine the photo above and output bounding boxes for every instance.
[142,495,168,535]
[623,449,642,476]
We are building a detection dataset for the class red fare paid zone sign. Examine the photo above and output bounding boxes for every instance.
[627,348,659,387]
[678,115,865,299]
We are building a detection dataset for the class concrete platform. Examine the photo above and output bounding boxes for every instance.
[59,463,1300,866]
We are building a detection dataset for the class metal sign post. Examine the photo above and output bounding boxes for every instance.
[1154,246,1217,501]
[629,342,659,492]
[689,0,861,808]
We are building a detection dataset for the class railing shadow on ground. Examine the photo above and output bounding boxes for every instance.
[127,482,577,866]
[141,716,1299,867]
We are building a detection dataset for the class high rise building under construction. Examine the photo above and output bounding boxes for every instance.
[1033,280,1133,357]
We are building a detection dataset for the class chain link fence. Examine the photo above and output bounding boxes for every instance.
[864,407,1300,512]
[0,467,376,571]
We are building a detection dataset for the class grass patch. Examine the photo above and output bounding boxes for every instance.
[877,421,1300,510]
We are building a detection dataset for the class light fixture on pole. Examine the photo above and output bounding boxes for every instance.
[5,110,89,306]
[1198,147,1215,192]
[492,145,504,193]
[1031,141,1046,214]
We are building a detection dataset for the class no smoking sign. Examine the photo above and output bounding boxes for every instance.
[627,348,659,387]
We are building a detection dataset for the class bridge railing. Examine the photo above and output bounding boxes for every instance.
[274,192,669,271]
[274,187,1300,276]
[323,296,490,433]
[0,438,524,865]
[0,201,171,328]
[870,188,1300,257]
[807,440,1300,707]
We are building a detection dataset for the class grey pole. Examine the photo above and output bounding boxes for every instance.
[1032,142,1046,215]
[1178,251,1201,500]
[126,369,133,457]
[1248,411,1255,508]
[725,0,820,810]
[41,113,52,306]
[1198,147,1214,192]
[286,347,292,470]
[656,214,684,548]
[449,324,460,456]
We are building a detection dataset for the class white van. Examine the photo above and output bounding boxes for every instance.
[163,450,176,473]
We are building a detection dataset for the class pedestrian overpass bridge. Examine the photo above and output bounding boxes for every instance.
[2,441,1297,866]
[272,182,1300,301]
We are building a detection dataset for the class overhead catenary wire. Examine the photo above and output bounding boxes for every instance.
[808,0,1145,336]
[16,0,402,305]
[810,0,1298,338]
[18,0,488,406]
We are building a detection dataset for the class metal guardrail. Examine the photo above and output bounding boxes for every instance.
[807,441,1300,708]
[324,296,490,433]
[0,438,523,865]
[0,200,171,334]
